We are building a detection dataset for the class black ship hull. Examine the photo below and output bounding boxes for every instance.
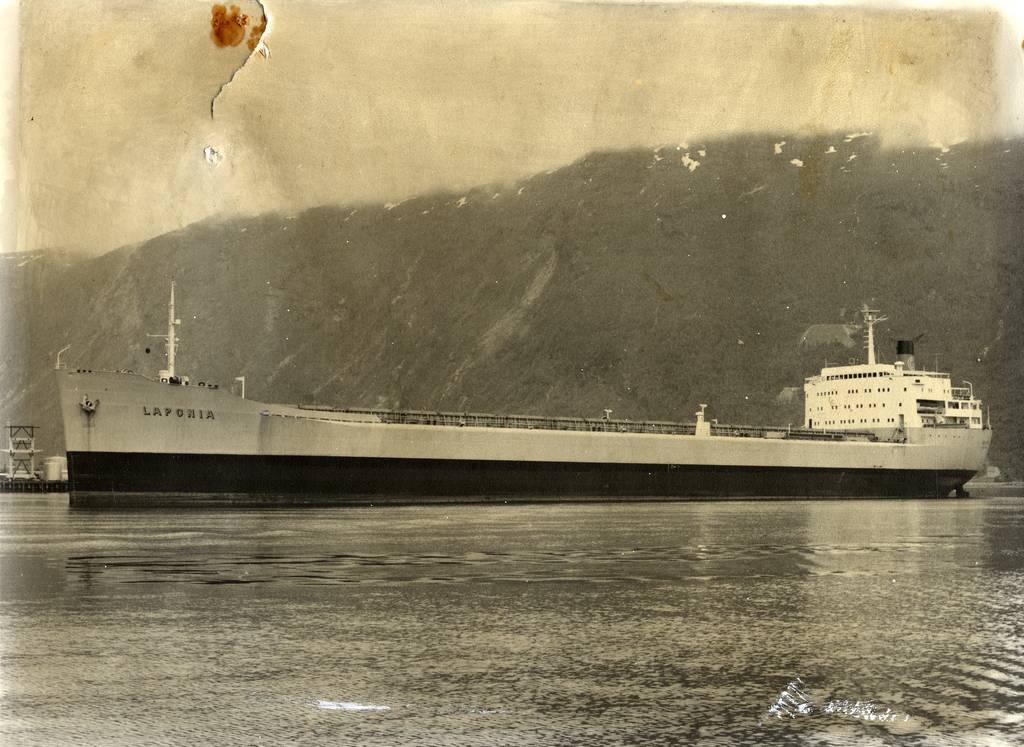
[67,451,977,506]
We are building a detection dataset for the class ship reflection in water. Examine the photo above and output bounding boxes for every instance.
[2,494,1023,745]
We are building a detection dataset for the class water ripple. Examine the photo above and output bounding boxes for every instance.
[6,496,1024,745]
[65,544,828,586]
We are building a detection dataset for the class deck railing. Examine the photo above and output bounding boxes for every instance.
[297,406,880,442]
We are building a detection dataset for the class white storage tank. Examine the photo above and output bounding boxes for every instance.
[43,456,67,482]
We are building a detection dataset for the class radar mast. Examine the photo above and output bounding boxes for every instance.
[861,307,888,366]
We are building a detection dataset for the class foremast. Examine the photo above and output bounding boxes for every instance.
[149,281,181,381]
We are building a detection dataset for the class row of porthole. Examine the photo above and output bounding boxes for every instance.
[824,372,890,381]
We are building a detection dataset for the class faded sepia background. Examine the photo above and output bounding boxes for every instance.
[7,0,1024,255]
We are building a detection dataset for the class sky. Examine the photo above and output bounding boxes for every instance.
[5,0,1024,255]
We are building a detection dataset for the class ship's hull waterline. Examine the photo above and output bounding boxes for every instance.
[66,451,977,506]
[57,370,991,505]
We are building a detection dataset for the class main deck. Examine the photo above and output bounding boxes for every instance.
[299,406,882,442]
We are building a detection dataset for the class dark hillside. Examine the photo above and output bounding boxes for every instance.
[3,132,1022,476]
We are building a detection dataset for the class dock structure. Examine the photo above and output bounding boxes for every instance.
[6,425,38,479]
[0,478,68,493]
[0,425,69,493]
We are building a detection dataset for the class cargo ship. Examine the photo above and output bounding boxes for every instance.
[55,284,991,505]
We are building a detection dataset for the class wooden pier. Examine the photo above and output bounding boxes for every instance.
[0,478,68,493]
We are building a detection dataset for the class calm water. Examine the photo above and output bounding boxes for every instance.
[1,495,1023,746]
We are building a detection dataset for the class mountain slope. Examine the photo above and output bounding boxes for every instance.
[3,132,1022,477]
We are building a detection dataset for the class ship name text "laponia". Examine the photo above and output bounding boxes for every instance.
[142,406,216,419]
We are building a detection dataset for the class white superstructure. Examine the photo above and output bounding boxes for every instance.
[804,309,985,435]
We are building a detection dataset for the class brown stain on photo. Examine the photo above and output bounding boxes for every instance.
[248,14,267,52]
[210,4,249,48]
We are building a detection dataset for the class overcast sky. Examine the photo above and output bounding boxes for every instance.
[5,0,1024,255]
